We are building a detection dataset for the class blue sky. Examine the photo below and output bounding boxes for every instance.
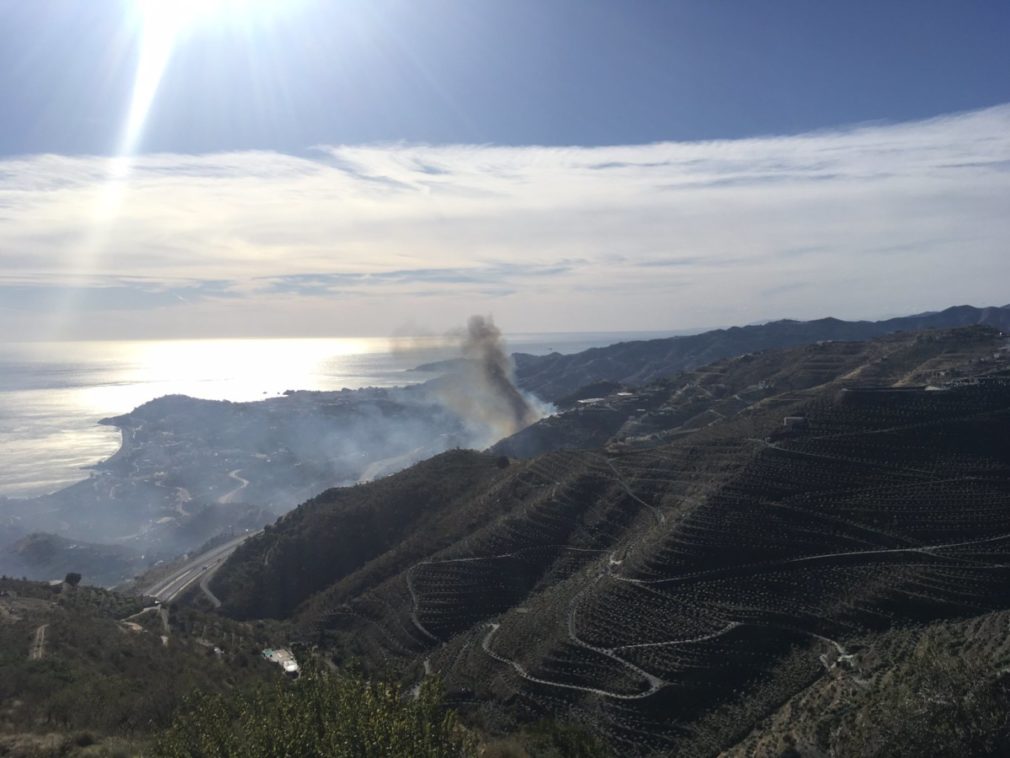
[0,1,1008,338]
[2,0,1008,154]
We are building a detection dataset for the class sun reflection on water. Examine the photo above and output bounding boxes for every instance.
[0,337,455,497]
[76,338,390,413]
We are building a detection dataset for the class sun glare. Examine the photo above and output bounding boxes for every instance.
[127,1,221,152]
[75,338,386,414]
[126,0,280,151]
[49,0,299,340]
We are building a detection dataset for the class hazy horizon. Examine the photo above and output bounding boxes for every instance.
[3,300,1008,344]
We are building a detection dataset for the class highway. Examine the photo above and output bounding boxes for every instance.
[142,531,260,604]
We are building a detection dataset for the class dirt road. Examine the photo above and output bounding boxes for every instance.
[29,624,47,660]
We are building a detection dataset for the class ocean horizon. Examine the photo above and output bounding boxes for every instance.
[0,330,681,498]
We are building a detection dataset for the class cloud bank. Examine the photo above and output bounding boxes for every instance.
[1,105,1008,339]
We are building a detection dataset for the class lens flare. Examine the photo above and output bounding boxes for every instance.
[125,0,276,150]
[46,0,286,339]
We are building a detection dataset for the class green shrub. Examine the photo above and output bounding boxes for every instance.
[154,672,475,757]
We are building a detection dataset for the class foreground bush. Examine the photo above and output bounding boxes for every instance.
[154,672,475,757]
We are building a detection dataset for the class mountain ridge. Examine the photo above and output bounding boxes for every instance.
[512,304,1010,402]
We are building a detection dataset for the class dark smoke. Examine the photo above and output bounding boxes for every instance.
[461,315,539,429]
[432,315,544,444]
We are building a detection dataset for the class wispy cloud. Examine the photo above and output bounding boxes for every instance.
[1,105,1008,338]
[259,261,580,295]
[0,279,238,312]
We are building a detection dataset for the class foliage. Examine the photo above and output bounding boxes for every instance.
[154,672,475,758]
[0,578,274,746]
[479,719,610,758]
[525,720,610,757]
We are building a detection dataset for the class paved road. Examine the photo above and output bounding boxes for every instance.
[142,532,260,603]
[198,567,224,608]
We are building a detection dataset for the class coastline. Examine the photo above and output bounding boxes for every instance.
[0,331,651,502]
[95,416,132,471]
[0,422,122,501]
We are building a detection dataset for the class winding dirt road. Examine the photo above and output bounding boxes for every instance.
[217,469,249,504]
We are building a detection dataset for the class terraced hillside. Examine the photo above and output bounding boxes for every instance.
[724,608,1010,756]
[495,326,995,459]
[211,327,1010,755]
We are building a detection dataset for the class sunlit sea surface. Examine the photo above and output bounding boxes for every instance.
[0,331,670,498]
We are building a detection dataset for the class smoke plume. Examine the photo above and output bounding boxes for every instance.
[432,315,543,444]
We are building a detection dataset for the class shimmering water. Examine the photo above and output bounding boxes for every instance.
[0,331,666,497]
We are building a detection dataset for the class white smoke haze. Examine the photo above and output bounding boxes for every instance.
[0,315,550,581]
[386,322,457,360]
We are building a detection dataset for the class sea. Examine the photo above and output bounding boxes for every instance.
[0,331,671,498]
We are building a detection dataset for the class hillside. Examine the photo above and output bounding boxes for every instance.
[0,577,280,756]
[210,449,515,620]
[723,608,1010,756]
[0,578,531,758]
[495,326,997,459]
[513,304,1010,402]
[209,326,1010,754]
